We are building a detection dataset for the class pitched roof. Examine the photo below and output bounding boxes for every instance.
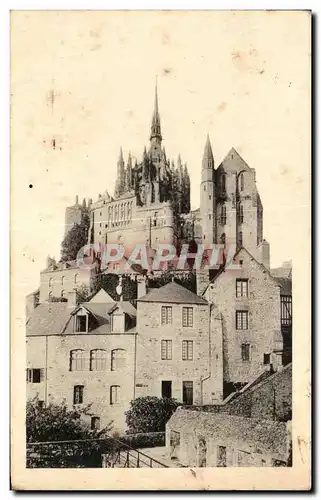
[109,301,137,318]
[26,303,71,336]
[274,277,292,295]
[138,281,208,305]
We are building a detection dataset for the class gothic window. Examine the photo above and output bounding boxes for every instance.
[90,349,107,371]
[220,205,227,225]
[61,275,66,286]
[240,173,244,192]
[48,278,53,287]
[48,291,52,300]
[74,273,78,285]
[70,350,86,371]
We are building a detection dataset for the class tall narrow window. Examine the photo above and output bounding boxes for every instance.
[73,385,84,404]
[281,296,292,326]
[111,349,126,371]
[61,275,66,286]
[236,310,248,330]
[161,340,172,360]
[220,205,227,225]
[110,385,120,405]
[90,349,107,371]
[48,278,53,288]
[217,446,227,467]
[221,174,226,193]
[241,343,251,362]
[70,350,86,371]
[61,290,66,299]
[236,279,248,298]
[182,340,193,360]
[240,173,244,191]
[74,273,78,285]
[263,353,271,365]
[182,307,193,327]
[161,306,172,325]
[182,381,193,405]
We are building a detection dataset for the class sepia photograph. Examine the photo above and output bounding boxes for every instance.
[10,9,311,490]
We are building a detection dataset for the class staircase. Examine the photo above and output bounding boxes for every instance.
[102,443,168,468]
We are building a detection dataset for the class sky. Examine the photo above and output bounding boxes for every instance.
[11,11,311,296]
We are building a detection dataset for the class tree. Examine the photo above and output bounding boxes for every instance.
[26,397,113,468]
[26,397,112,443]
[75,284,92,304]
[61,214,90,262]
[125,396,181,433]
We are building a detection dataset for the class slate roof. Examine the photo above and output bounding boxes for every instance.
[138,281,208,305]
[26,303,71,336]
[275,277,292,295]
[168,408,289,456]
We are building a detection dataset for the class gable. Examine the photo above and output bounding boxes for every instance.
[88,288,115,304]
[217,148,252,174]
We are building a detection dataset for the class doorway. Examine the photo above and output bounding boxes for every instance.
[182,381,193,405]
[161,381,172,398]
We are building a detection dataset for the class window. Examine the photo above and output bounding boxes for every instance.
[182,340,193,360]
[70,350,86,371]
[236,279,248,298]
[75,315,87,333]
[91,417,100,430]
[111,349,126,371]
[217,446,227,467]
[238,204,244,224]
[239,259,243,266]
[281,296,292,326]
[161,340,172,360]
[38,400,45,409]
[204,185,206,191]
[263,353,271,365]
[236,311,248,330]
[209,214,211,220]
[221,174,226,193]
[238,231,243,247]
[240,173,244,191]
[161,381,172,398]
[61,290,66,298]
[161,306,172,325]
[61,276,66,286]
[90,349,107,371]
[220,205,227,225]
[182,307,193,327]
[209,195,212,200]
[74,273,78,285]
[182,381,193,405]
[110,385,120,405]
[73,385,84,404]
[26,368,43,383]
[48,278,53,288]
[241,343,251,362]
[48,291,53,300]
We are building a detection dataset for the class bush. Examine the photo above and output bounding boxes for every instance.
[119,432,165,449]
[125,396,181,433]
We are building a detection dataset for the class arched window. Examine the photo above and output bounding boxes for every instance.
[48,291,53,300]
[61,289,66,298]
[61,275,66,286]
[49,278,53,288]
[240,173,244,192]
[111,349,126,371]
[74,273,78,285]
[70,349,86,371]
[90,349,107,371]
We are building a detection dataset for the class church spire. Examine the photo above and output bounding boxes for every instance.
[150,79,162,142]
[202,134,215,170]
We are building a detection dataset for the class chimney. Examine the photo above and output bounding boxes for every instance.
[137,275,147,298]
[67,290,78,309]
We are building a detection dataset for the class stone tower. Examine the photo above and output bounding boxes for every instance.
[114,147,125,198]
[200,135,216,244]
[149,81,162,163]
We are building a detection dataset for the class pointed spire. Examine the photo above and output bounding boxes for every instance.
[127,151,132,167]
[82,198,86,209]
[150,78,162,142]
[118,146,124,164]
[202,134,214,170]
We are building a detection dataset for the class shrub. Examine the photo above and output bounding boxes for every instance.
[125,396,181,433]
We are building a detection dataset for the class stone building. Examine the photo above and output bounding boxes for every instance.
[203,246,290,397]
[166,407,291,467]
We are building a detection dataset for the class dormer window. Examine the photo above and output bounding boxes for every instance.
[75,314,88,333]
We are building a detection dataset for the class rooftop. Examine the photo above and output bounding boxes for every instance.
[138,281,208,305]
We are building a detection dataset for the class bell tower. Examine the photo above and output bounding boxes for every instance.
[200,134,216,244]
